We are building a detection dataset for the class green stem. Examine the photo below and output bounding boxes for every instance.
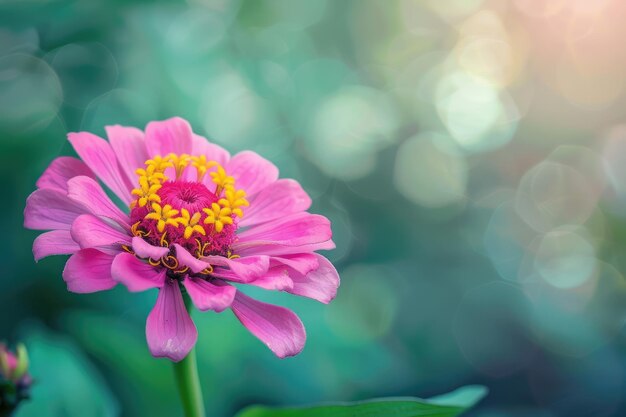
[173,296,206,417]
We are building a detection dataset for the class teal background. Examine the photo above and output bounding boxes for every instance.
[3,1,626,416]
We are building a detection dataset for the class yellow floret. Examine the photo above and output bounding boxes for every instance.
[166,153,192,179]
[210,166,235,194]
[178,208,206,239]
[135,164,167,185]
[131,177,162,208]
[144,155,173,173]
[145,203,180,232]
[218,186,249,218]
[191,155,218,182]
[203,202,233,233]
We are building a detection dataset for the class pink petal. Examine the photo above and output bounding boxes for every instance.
[132,236,170,259]
[172,244,211,273]
[226,151,279,197]
[240,179,312,227]
[237,240,336,257]
[36,156,95,192]
[68,131,133,204]
[146,279,197,362]
[111,252,166,292]
[70,214,131,254]
[271,253,319,275]
[105,125,149,185]
[192,134,230,166]
[212,268,293,291]
[247,269,293,291]
[62,248,116,293]
[144,117,193,158]
[204,255,269,282]
[67,176,129,228]
[234,213,334,256]
[183,278,236,312]
[231,292,306,358]
[33,230,80,261]
[285,254,339,304]
[24,189,87,230]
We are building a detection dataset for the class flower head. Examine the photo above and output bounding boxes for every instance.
[25,117,339,361]
[0,343,31,414]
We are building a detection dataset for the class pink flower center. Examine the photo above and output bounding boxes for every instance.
[158,181,218,213]
[127,154,249,274]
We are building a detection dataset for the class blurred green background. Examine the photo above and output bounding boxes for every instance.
[3,0,626,416]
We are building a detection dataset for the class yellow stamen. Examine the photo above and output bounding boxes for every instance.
[131,221,141,236]
[145,203,180,233]
[131,176,162,208]
[167,153,191,179]
[178,208,207,239]
[210,166,235,195]
[135,164,167,184]
[160,232,169,247]
[196,241,212,258]
[199,266,214,275]
[162,255,179,270]
[191,155,218,182]
[145,155,173,172]
[203,202,233,233]
[218,186,249,218]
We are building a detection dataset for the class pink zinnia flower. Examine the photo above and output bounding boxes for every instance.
[25,117,339,361]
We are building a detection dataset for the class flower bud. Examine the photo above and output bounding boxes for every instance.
[0,343,32,416]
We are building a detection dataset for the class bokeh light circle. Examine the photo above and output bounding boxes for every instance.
[435,71,518,153]
[305,85,399,180]
[484,201,536,282]
[534,227,596,289]
[394,133,467,208]
[0,53,62,134]
[200,68,283,151]
[515,161,598,233]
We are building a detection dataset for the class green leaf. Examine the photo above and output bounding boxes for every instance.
[426,385,488,408]
[235,385,487,417]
